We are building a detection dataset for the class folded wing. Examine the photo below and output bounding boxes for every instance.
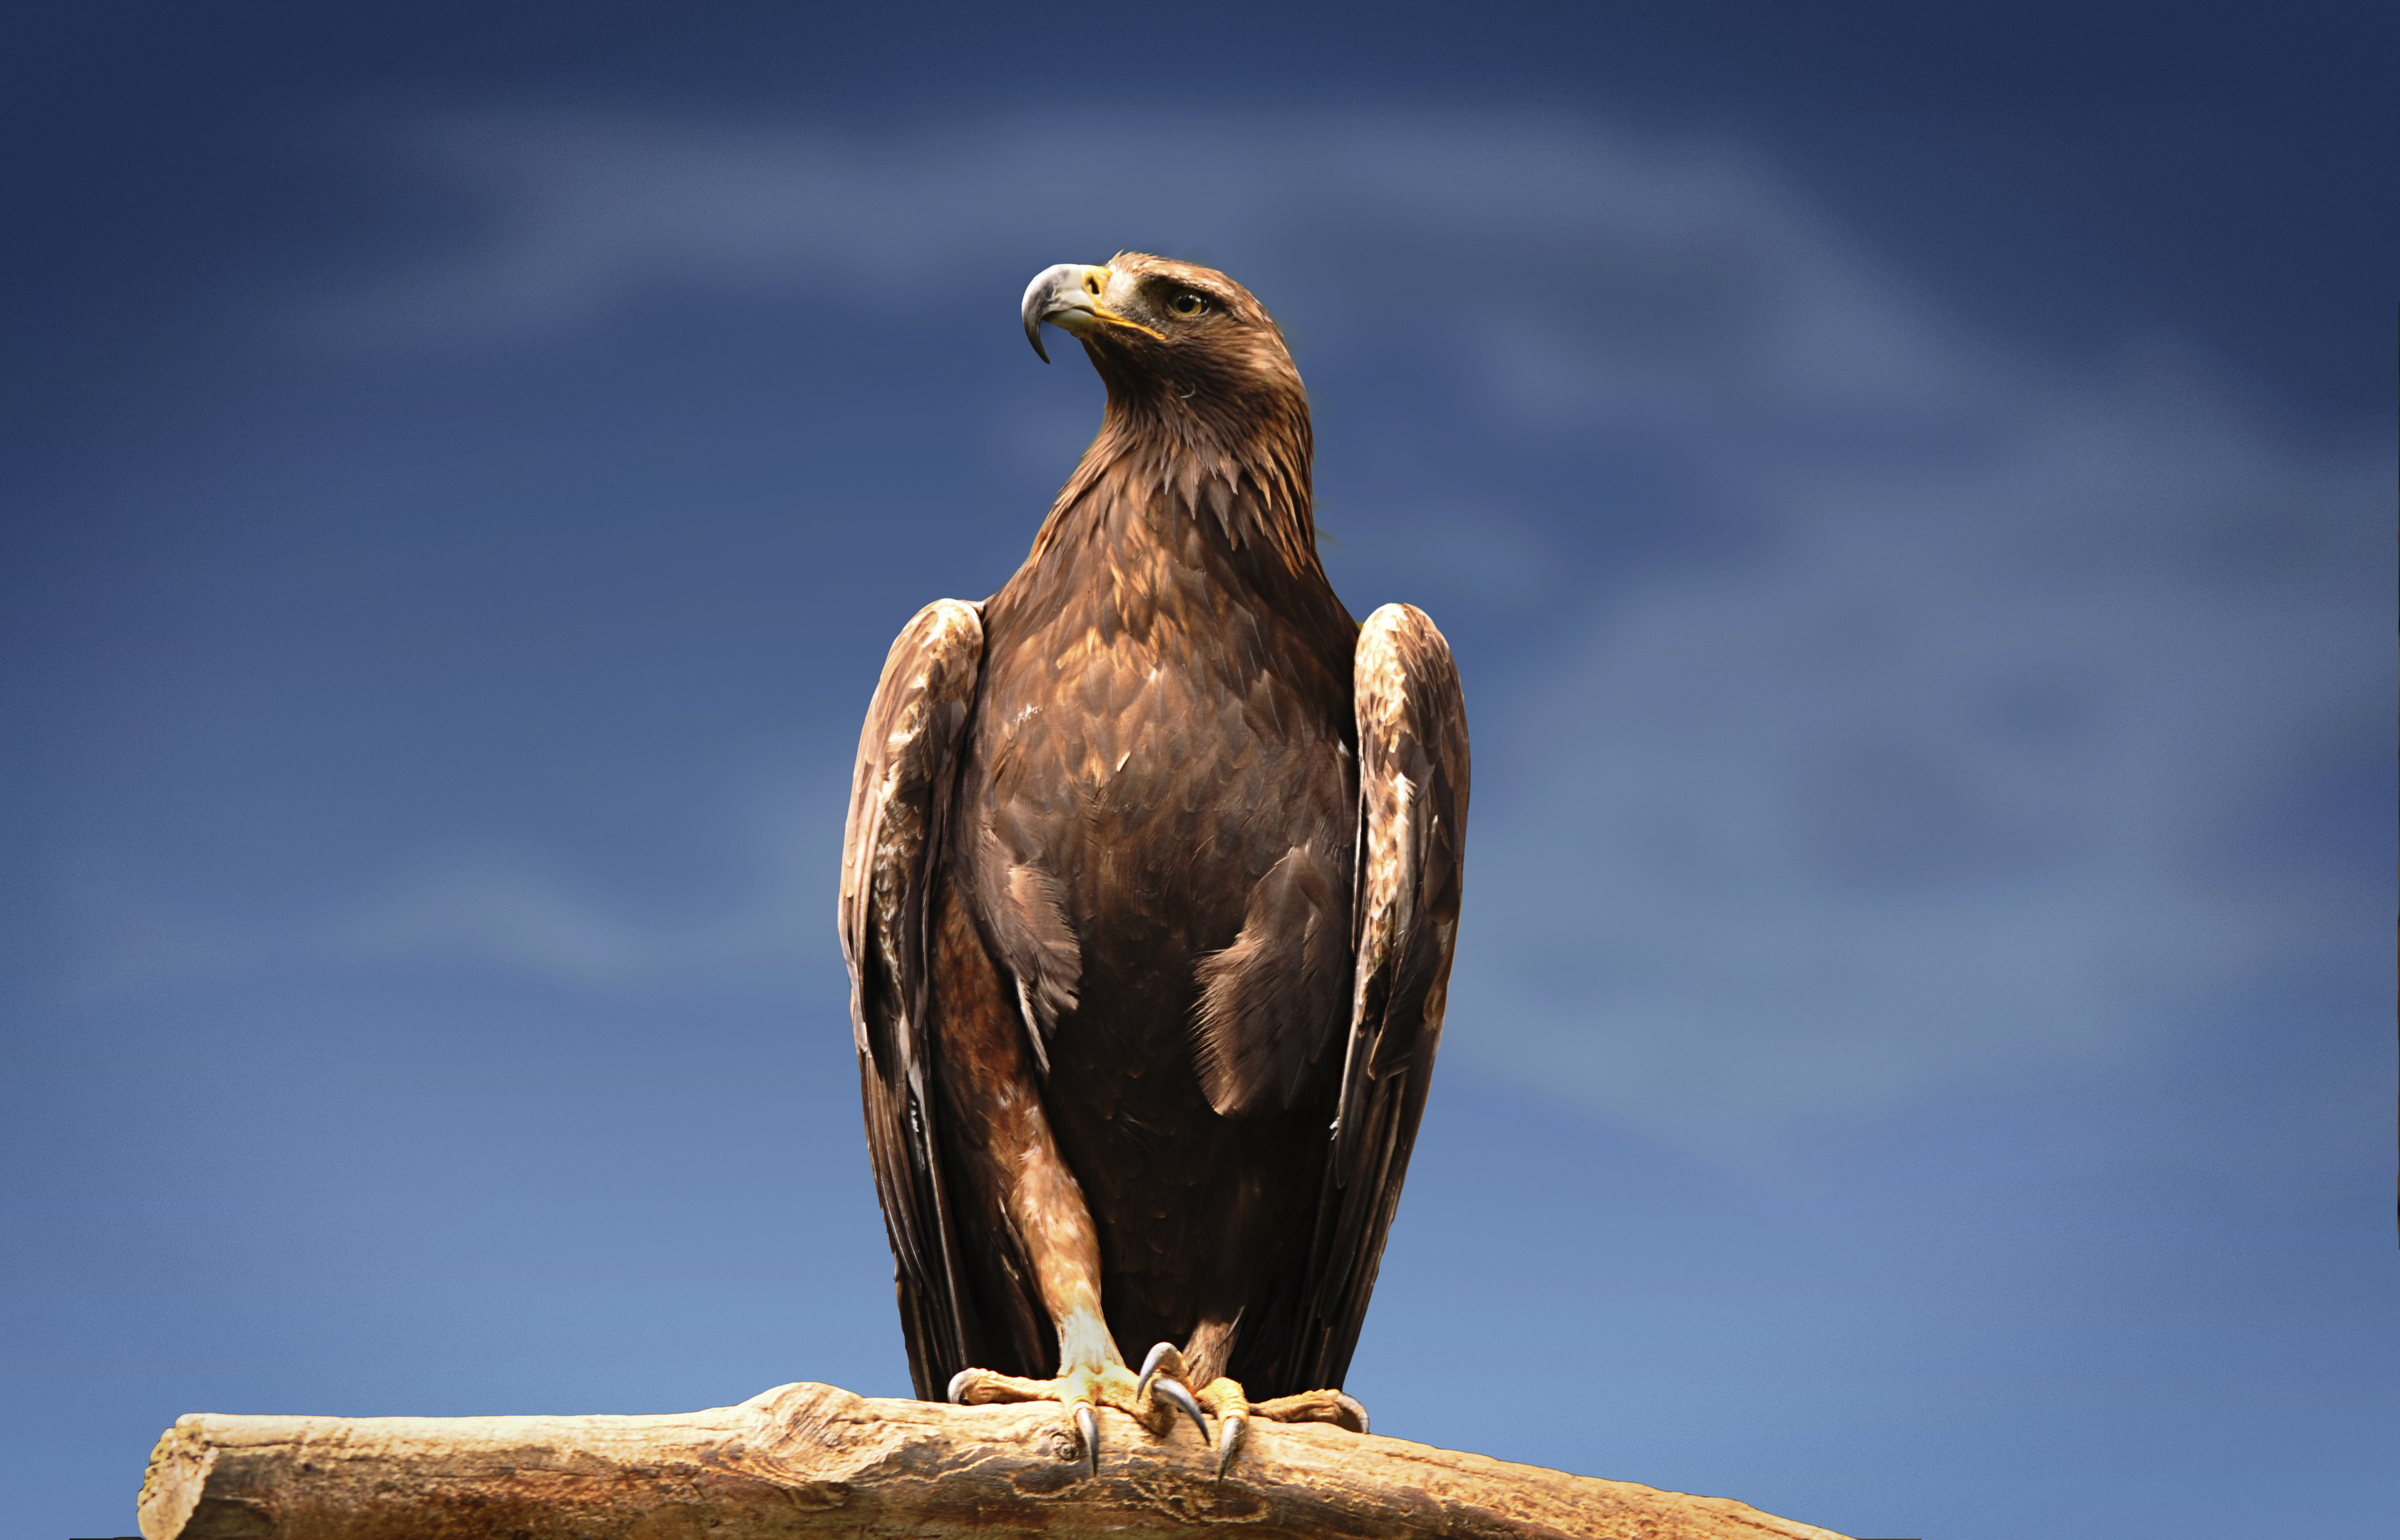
[839,597,985,1392]
[1287,602,1472,1392]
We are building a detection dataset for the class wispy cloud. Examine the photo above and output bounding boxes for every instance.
[63,779,850,1009]
[294,111,1885,359]
[1456,343,2387,1164]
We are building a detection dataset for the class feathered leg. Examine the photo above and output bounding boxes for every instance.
[930,895,1198,1474]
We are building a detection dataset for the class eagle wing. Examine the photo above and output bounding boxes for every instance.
[839,597,985,1392]
[1293,602,1471,1391]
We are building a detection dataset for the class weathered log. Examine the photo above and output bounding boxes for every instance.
[139,1380,1853,1539]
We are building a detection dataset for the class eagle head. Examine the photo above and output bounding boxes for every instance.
[1021,253,1303,411]
[1020,253,1316,572]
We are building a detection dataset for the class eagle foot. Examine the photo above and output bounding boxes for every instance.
[1135,1343,1370,1477]
[947,1360,1187,1479]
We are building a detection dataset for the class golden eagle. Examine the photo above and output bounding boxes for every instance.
[839,254,1469,1475]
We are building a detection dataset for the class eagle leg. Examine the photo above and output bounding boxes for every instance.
[922,893,1201,1476]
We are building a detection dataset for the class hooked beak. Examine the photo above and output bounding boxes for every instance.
[1020,262,1165,363]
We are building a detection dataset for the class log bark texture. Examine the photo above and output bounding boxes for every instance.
[140,1380,1853,1540]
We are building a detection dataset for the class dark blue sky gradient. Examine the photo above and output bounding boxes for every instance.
[4,6,2393,1538]
[6,3,2392,425]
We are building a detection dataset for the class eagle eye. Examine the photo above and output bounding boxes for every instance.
[1169,292,1210,318]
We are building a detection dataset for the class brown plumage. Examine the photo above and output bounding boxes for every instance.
[839,253,1469,1472]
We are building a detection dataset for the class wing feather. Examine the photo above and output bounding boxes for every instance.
[838,597,984,1390]
[1291,602,1470,1390]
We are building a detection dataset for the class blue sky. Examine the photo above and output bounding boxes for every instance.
[4,6,2393,1537]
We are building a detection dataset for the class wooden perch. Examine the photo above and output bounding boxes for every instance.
[140,1380,1855,1539]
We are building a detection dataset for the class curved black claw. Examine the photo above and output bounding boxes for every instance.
[1134,1340,1178,1395]
[1335,1392,1370,1436]
[1214,1410,1249,1478]
[1135,1342,1211,1444]
[1073,1402,1099,1480]
[1154,1376,1209,1442]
